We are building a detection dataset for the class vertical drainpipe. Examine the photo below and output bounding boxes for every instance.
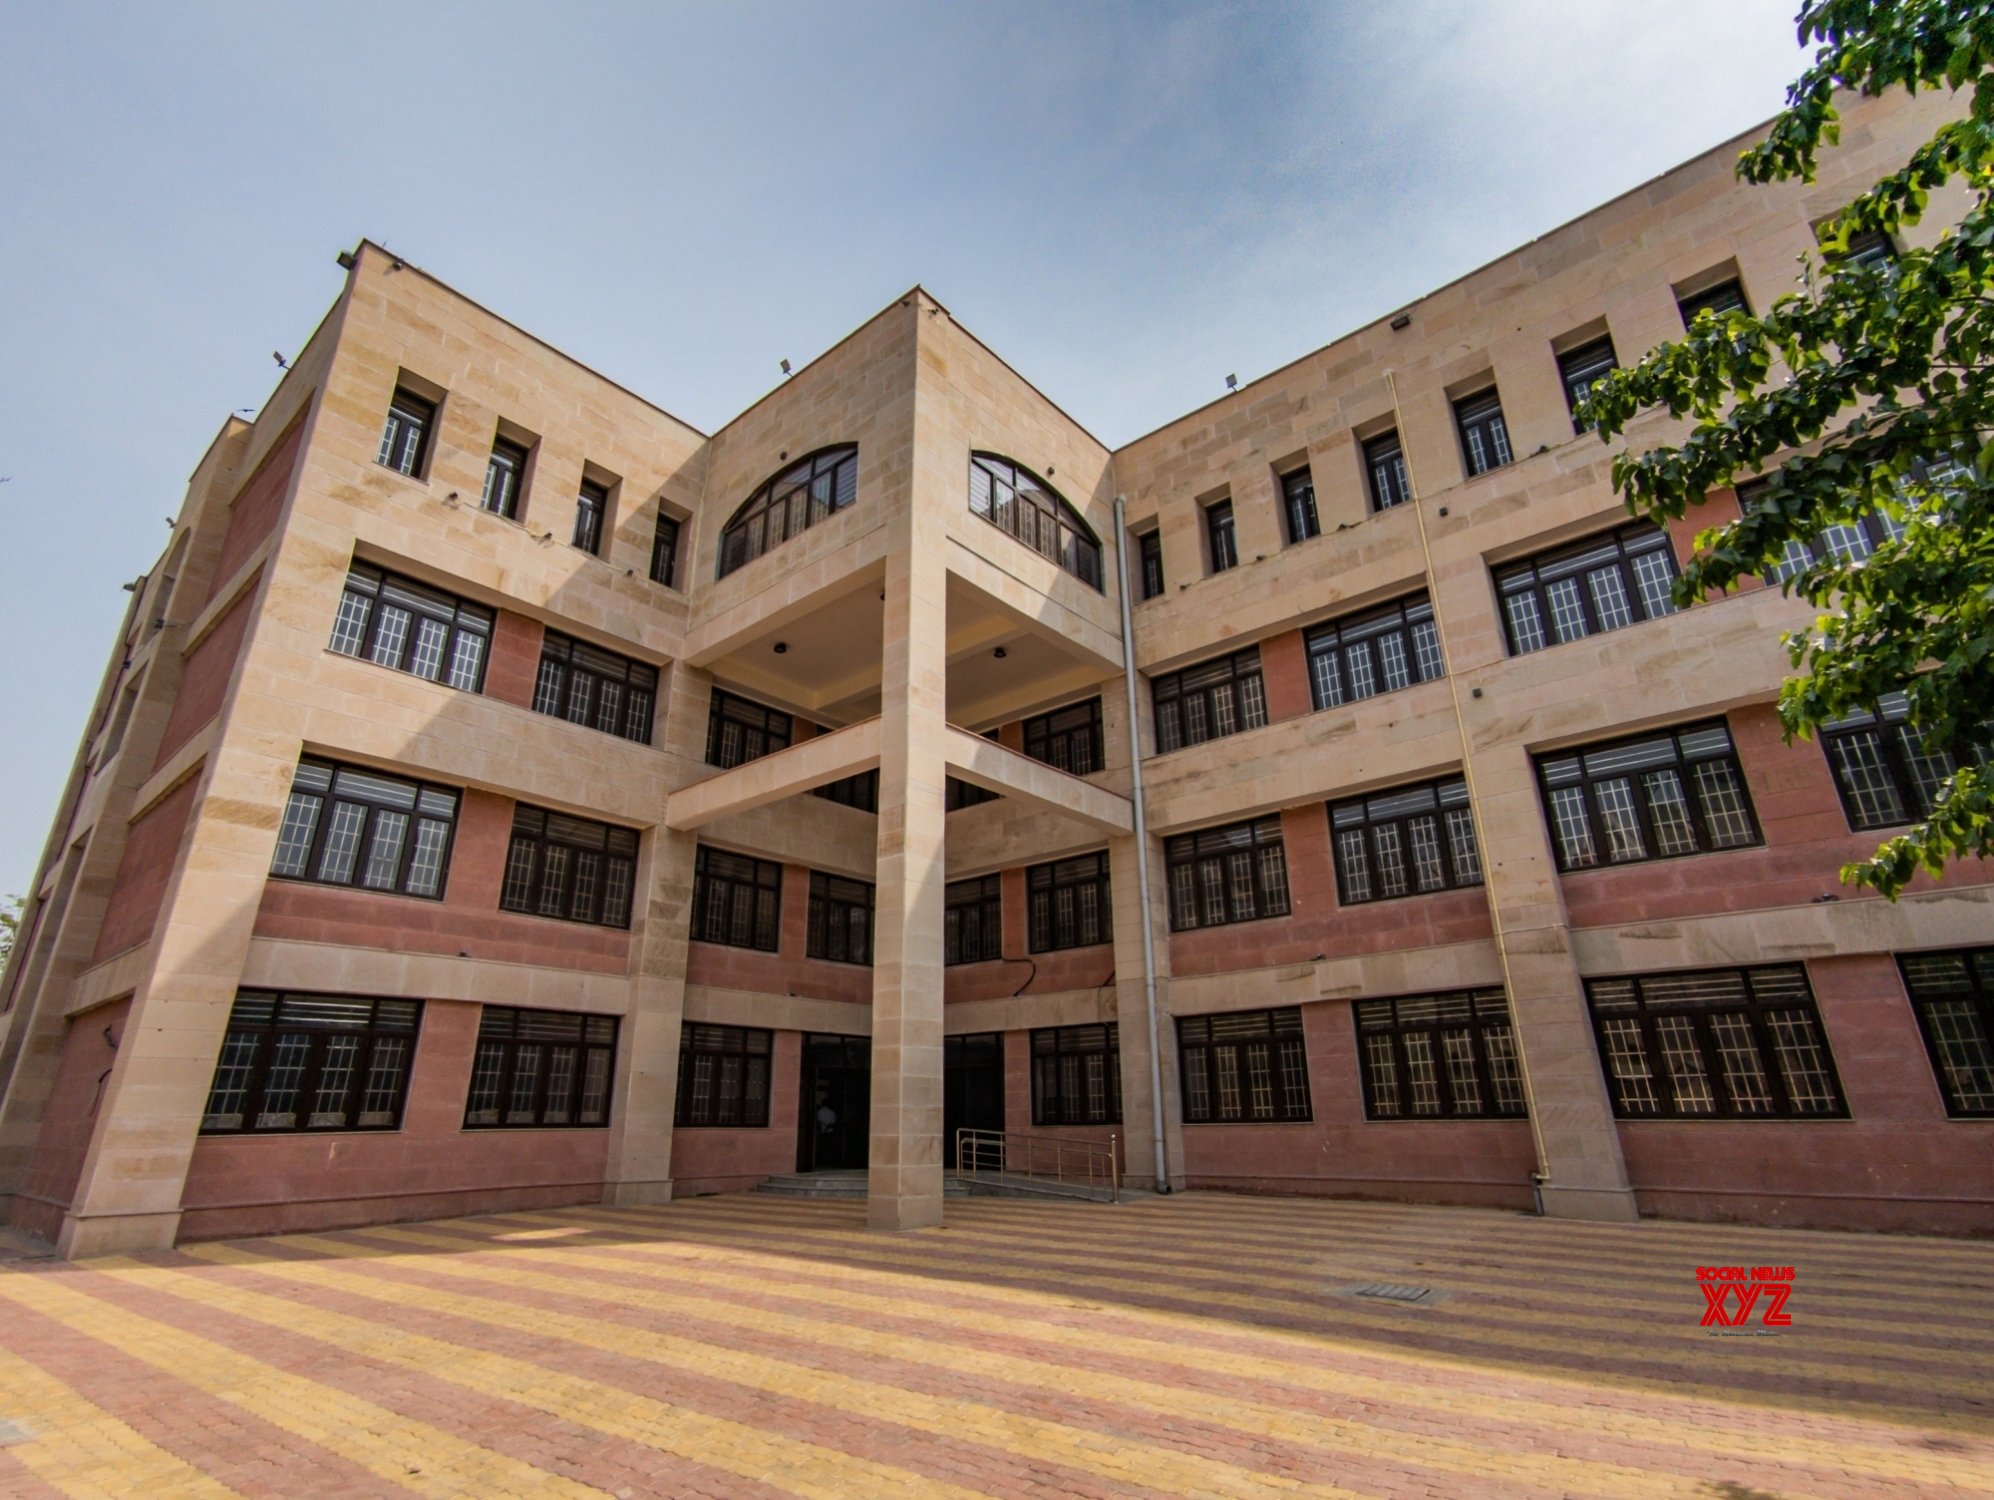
[1112,495,1171,1194]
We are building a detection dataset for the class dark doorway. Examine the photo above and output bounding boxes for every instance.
[797,1033,870,1171]
[944,1031,1006,1166]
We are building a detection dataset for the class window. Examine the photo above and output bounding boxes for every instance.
[1354,990,1525,1120]
[201,991,421,1134]
[1178,1008,1312,1123]
[650,511,681,587]
[1031,1024,1121,1126]
[1027,852,1111,952]
[465,1006,617,1129]
[968,453,1103,589]
[573,480,608,555]
[1331,776,1482,904]
[1453,389,1512,477]
[1152,648,1267,753]
[691,846,781,951]
[1537,720,1759,872]
[719,445,857,579]
[813,771,879,812]
[483,436,529,519]
[377,388,434,477]
[1899,948,1994,1117]
[1165,817,1291,932]
[706,689,792,769]
[674,1024,773,1128]
[946,776,1000,811]
[500,806,639,929]
[1821,691,1990,831]
[1205,500,1238,573]
[945,875,1003,965]
[1305,594,1443,709]
[1138,530,1164,600]
[271,759,459,899]
[1557,336,1618,427]
[1739,476,1911,585]
[1281,467,1319,543]
[1677,277,1749,325]
[1024,698,1103,775]
[1363,430,1411,511]
[1838,227,1894,268]
[1586,965,1846,1119]
[808,871,873,965]
[1496,521,1680,655]
[328,562,491,692]
[532,631,658,745]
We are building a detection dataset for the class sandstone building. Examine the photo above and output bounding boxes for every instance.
[2,88,1989,1258]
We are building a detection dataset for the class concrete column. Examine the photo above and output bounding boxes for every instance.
[868,505,950,1230]
[1108,827,1184,1191]
[1472,744,1639,1222]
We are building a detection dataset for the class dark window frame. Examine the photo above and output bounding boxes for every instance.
[1677,276,1750,326]
[270,758,460,901]
[1453,387,1512,477]
[1152,648,1267,754]
[1354,990,1525,1121]
[1556,336,1619,428]
[719,445,858,579]
[377,388,435,478]
[464,1006,618,1130]
[807,871,874,966]
[1586,965,1847,1120]
[1178,1008,1312,1124]
[1496,521,1681,656]
[1023,698,1104,776]
[532,631,658,746]
[1305,593,1444,710]
[483,436,529,520]
[573,479,609,555]
[1363,429,1411,511]
[945,874,1004,965]
[650,510,681,588]
[675,1024,774,1128]
[1031,1024,1122,1126]
[813,770,880,812]
[706,688,793,769]
[946,775,1001,812]
[328,562,492,693]
[1281,466,1320,544]
[499,805,639,930]
[968,453,1104,591]
[1205,499,1238,574]
[1165,816,1292,932]
[1822,691,1992,832]
[1899,948,1994,1118]
[1027,852,1112,953]
[691,846,782,952]
[1137,529,1165,600]
[1330,775,1482,905]
[1537,719,1762,873]
[200,991,422,1136]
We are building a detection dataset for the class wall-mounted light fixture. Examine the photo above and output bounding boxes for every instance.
[773,641,789,655]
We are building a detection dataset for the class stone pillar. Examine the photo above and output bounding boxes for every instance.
[1109,827,1183,1191]
[1472,744,1639,1222]
[604,664,712,1206]
[868,499,949,1230]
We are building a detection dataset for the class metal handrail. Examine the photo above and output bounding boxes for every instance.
[954,1127,1120,1203]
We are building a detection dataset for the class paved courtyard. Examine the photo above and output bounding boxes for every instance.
[0,1192,1988,1499]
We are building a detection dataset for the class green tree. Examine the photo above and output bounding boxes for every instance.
[1582,0,1994,898]
[0,894,20,971]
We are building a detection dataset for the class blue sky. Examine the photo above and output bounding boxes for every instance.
[0,1,1811,898]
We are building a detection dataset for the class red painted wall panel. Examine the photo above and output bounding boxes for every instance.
[10,999,131,1241]
[207,415,305,602]
[1258,629,1313,724]
[686,863,870,1003]
[483,611,545,711]
[91,776,199,963]
[154,588,255,768]
[253,789,630,972]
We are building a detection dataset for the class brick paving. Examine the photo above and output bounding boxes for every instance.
[0,1193,1990,1497]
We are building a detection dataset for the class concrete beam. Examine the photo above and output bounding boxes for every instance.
[664,717,882,830]
[942,726,1133,835]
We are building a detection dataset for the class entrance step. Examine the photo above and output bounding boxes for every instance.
[754,1172,971,1199]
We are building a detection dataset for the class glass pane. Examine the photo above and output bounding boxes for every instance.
[309,1034,362,1127]
[1691,760,1757,847]
[316,802,368,884]
[1642,769,1698,856]
[271,792,322,877]
[1766,1010,1839,1114]
[257,1033,312,1128]
[1654,1015,1715,1114]
[1919,998,1994,1112]
[408,617,450,681]
[1709,1013,1774,1114]
[1594,779,1648,863]
[1599,1018,1659,1114]
[361,810,409,890]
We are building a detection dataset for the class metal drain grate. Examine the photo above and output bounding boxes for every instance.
[1347,1282,1437,1305]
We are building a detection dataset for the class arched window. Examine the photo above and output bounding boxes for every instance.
[968,454,1103,591]
[717,446,858,579]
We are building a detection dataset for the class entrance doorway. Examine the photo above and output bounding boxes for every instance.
[797,1033,870,1171]
[944,1032,1006,1166]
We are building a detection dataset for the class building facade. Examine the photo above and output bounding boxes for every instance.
[3,88,1990,1258]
